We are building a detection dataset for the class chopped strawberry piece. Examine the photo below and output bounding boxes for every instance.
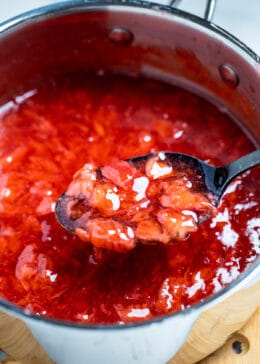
[90,183,121,216]
[157,208,198,241]
[160,179,213,212]
[74,227,90,242]
[67,163,96,197]
[15,244,57,291]
[136,220,168,244]
[82,218,136,252]
[101,160,139,189]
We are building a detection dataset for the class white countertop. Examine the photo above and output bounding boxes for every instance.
[0,0,260,55]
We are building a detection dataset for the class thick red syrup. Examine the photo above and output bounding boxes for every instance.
[0,74,259,324]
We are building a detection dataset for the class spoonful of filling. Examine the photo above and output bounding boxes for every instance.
[55,150,259,252]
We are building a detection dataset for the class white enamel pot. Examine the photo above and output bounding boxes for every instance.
[0,1,259,363]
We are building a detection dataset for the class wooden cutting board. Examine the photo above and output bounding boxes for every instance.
[200,306,260,363]
[169,282,260,364]
[0,282,259,364]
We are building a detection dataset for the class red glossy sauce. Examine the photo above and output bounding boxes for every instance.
[0,74,259,324]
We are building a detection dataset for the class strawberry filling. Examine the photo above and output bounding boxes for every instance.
[60,156,215,251]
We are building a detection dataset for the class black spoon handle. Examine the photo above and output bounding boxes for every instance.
[214,149,260,198]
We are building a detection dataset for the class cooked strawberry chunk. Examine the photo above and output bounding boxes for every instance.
[160,179,212,212]
[66,163,96,197]
[15,244,57,291]
[157,208,198,241]
[101,160,139,189]
[135,219,168,243]
[90,183,121,216]
[77,218,136,252]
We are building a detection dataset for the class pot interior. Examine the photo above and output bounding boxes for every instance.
[0,2,259,143]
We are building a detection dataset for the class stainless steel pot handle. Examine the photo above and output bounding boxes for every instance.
[204,0,217,22]
[169,0,217,22]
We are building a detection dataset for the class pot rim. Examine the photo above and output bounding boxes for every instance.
[0,0,259,331]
